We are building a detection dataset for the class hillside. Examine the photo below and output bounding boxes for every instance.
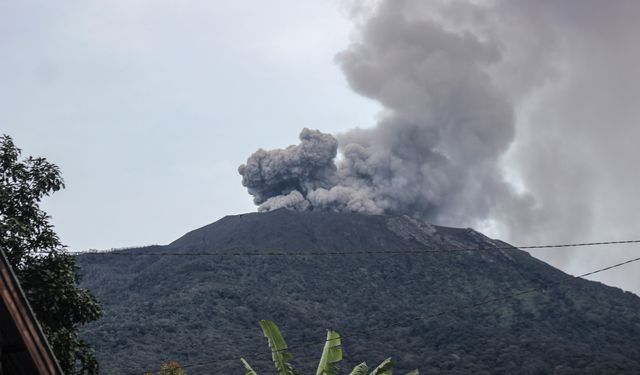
[77,210,640,374]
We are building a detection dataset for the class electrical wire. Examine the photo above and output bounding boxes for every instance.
[59,239,640,257]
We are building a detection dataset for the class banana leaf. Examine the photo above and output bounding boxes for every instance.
[240,357,258,375]
[259,320,300,375]
[315,330,343,375]
[369,358,393,375]
[348,362,369,375]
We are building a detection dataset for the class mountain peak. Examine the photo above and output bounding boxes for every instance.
[169,210,502,259]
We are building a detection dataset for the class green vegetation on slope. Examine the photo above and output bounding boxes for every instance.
[77,210,640,374]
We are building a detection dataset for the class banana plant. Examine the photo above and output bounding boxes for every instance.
[316,330,343,375]
[259,319,301,375]
[242,320,419,375]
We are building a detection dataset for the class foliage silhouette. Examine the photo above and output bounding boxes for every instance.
[0,134,102,374]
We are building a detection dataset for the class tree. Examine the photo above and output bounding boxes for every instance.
[0,134,102,374]
[241,320,419,375]
[143,361,186,375]
[158,361,186,375]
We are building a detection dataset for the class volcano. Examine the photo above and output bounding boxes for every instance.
[77,209,640,374]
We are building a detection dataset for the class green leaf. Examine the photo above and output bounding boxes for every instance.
[259,320,300,375]
[349,362,369,375]
[240,357,258,375]
[404,371,419,375]
[316,330,343,375]
[0,135,101,374]
[369,357,393,375]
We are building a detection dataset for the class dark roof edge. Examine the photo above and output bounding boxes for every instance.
[0,248,64,375]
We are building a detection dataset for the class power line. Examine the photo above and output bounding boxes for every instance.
[61,239,640,257]
[127,254,640,374]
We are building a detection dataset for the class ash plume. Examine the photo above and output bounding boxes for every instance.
[238,128,338,208]
[239,0,529,227]
[240,0,640,297]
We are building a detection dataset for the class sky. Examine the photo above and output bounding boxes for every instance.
[1,0,380,247]
[2,0,640,294]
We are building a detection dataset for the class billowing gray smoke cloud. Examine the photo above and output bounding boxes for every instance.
[240,0,640,295]
[238,128,338,209]
[239,128,385,214]
[239,0,530,227]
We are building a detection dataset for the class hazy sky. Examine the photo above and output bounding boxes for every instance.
[1,0,380,248]
[2,0,639,294]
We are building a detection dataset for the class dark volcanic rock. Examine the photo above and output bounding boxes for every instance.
[77,210,640,374]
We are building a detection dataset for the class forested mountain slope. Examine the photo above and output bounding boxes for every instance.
[77,209,640,374]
